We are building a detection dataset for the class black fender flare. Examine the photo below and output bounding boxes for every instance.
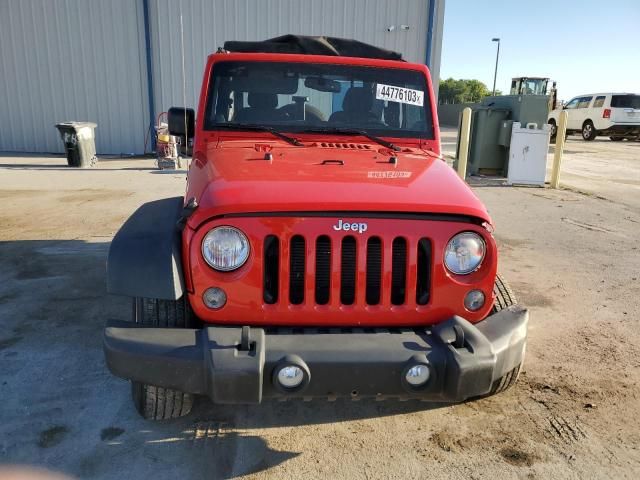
[107,197,185,300]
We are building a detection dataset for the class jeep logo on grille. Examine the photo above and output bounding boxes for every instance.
[333,220,368,234]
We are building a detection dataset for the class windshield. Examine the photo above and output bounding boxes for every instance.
[611,95,640,109]
[204,61,433,139]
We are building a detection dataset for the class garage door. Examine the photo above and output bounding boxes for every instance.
[0,0,149,154]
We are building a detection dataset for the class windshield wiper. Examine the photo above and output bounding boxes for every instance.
[214,123,303,146]
[300,127,400,151]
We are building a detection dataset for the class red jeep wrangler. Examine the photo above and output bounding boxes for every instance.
[104,36,527,420]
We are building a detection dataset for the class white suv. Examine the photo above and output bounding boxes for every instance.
[548,93,640,141]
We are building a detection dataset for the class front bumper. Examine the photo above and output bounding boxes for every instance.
[103,305,528,403]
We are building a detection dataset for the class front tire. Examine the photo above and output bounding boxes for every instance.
[487,275,521,395]
[491,274,517,313]
[582,120,597,141]
[130,297,195,420]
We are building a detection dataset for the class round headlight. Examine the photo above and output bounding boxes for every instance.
[444,232,486,275]
[202,226,250,271]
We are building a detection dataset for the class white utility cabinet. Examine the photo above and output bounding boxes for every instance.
[507,122,551,186]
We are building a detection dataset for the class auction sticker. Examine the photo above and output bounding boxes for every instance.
[376,83,424,106]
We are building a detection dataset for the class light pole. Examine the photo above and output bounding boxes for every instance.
[491,38,500,96]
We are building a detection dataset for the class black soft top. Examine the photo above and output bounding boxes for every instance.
[223,35,403,61]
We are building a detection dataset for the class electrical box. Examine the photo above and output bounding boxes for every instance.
[466,107,510,175]
[498,120,514,147]
[507,122,551,186]
[454,95,551,179]
[482,95,549,131]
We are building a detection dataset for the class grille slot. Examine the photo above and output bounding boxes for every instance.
[340,236,357,305]
[315,236,331,305]
[263,235,279,304]
[289,235,305,305]
[416,238,431,305]
[365,237,382,305]
[391,237,407,305]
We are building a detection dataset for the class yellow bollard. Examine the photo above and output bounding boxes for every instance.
[550,110,568,189]
[456,107,472,180]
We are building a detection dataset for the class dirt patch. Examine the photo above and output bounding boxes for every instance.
[494,235,530,250]
[561,217,619,235]
[500,447,536,467]
[0,189,42,200]
[430,431,470,453]
[100,427,125,441]
[510,281,554,307]
[59,189,130,204]
[38,425,69,448]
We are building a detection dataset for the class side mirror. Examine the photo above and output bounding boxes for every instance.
[168,107,195,138]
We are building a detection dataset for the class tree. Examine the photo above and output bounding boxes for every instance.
[439,78,499,104]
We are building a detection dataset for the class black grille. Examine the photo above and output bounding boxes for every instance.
[365,237,382,305]
[391,237,407,305]
[340,236,357,305]
[416,238,431,305]
[289,235,305,304]
[262,232,431,308]
[315,236,331,305]
[263,235,279,304]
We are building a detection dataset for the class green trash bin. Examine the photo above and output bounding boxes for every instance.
[55,122,98,168]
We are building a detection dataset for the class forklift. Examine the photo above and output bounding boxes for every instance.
[510,77,558,111]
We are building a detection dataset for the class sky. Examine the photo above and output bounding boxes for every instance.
[439,0,640,101]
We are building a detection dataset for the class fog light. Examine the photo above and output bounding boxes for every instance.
[464,289,485,311]
[277,365,304,389]
[405,364,430,387]
[203,287,227,309]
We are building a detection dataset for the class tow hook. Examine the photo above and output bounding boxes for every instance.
[452,324,465,349]
[239,326,254,352]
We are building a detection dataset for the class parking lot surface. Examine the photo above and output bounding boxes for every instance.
[1,141,639,479]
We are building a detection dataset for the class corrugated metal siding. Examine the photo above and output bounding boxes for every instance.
[429,0,445,100]
[0,0,149,154]
[149,0,430,115]
[0,0,443,154]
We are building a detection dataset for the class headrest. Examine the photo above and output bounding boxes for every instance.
[248,92,278,109]
[343,87,373,113]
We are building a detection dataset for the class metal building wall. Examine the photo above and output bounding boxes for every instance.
[0,0,444,154]
[429,0,446,100]
[0,0,149,154]
[148,0,435,115]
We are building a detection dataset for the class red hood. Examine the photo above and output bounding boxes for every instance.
[186,140,491,227]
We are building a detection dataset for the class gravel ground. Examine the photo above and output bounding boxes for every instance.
[0,139,639,479]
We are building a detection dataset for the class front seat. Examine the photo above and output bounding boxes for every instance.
[329,87,378,125]
[233,92,282,123]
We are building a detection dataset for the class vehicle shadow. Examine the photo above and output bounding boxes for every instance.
[0,239,450,480]
[94,396,449,479]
